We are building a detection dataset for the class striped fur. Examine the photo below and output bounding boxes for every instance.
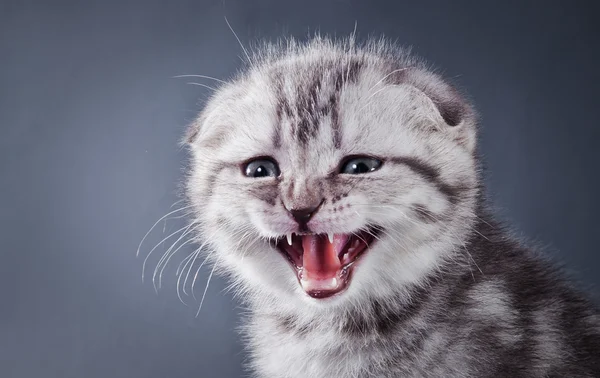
[184,36,599,377]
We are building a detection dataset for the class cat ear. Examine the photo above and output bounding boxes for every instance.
[183,112,228,151]
[183,96,225,148]
[389,67,478,152]
[183,84,240,148]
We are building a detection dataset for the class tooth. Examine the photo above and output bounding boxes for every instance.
[287,233,293,245]
[327,232,334,243]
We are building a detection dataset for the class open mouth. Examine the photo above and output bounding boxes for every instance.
[274,228,380,299]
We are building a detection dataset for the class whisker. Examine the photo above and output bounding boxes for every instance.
[141,224,191,285]
[178,230,220,298]
[394,207,484,279]
[157,237,196,290]
[196,260,218,317]
[182,225,253,300]
[170,199,186,209]
[176,246,199,276]
[358,86,389,113]
[186,82,217,91]
[352,201,493,242]
[191,250,216,301]
[172,74,227,84]
[178,248,202,305]
[224,16,251,64]
[367,68,407,93]
[183,247,206,297]
[153,222,198,290]
[137,205,193,257]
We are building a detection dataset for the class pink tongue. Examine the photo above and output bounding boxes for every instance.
[301,234,349,279]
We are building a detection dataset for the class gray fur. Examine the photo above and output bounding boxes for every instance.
[184,36,599,377]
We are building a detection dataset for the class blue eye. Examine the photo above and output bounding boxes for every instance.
[243,158,280,178]
[340,156,382,174]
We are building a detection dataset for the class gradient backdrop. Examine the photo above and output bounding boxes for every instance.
[1,1,599,377]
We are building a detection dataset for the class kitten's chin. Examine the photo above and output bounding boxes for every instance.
[271,227,381,300]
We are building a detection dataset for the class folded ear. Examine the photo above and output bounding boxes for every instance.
[183,110,230,154]
[183,88,230,149]
[387,67,478,152]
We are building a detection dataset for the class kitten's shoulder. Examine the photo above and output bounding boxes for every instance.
[458,216,600,376]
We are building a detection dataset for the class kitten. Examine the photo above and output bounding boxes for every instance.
[183,36,599,377]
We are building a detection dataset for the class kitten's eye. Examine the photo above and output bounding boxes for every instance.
[340,156,382,174]
[243,158,280,178]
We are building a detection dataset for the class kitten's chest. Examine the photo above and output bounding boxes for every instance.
[248,313,469,378]
[252,326,372,378]
[248,317,418,378]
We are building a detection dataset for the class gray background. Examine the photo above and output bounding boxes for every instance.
[1,0,599,377]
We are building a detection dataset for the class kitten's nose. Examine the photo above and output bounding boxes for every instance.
[286,202,323,226]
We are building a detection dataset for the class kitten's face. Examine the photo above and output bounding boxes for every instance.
[186,40,479,309]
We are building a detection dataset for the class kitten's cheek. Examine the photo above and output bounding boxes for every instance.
[245,212,273,236]
[246,208,296,237]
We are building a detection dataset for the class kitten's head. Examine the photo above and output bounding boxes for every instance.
[185,37,479,311]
